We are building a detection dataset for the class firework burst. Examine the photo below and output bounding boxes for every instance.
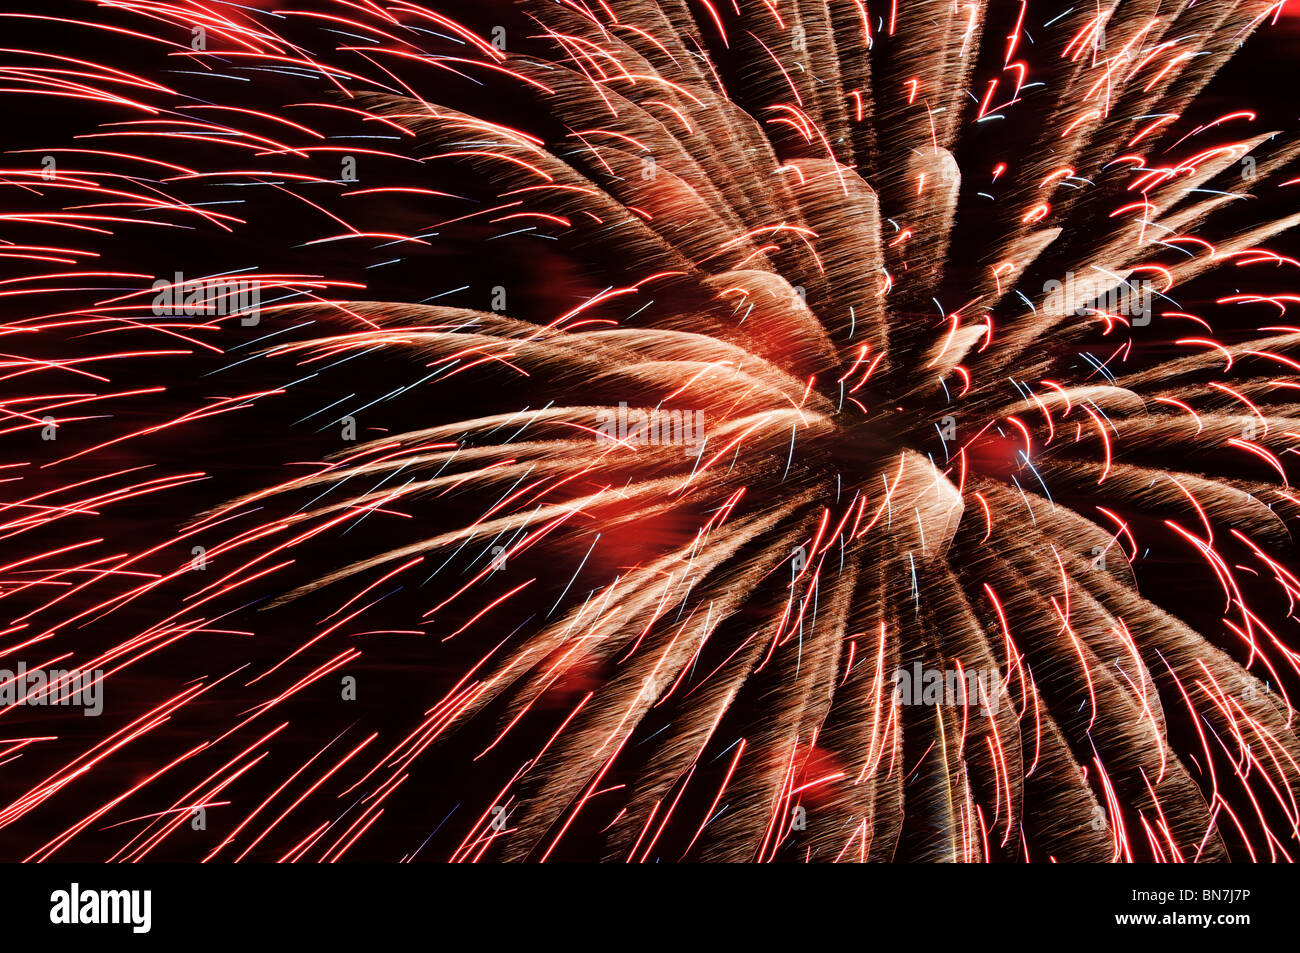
[1,0,1300,862]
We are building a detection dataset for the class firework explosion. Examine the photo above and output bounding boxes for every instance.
[0,0,1299,863]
